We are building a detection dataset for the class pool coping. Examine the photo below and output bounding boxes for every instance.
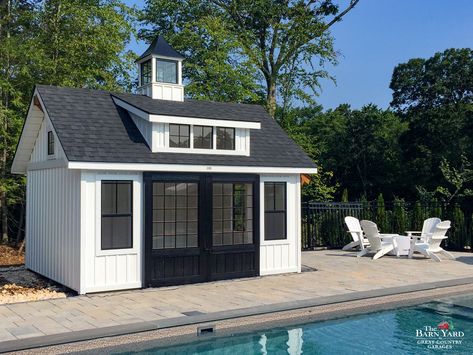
[2,276,473,353]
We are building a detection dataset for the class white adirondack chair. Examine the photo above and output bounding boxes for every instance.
[408,217,441,242]
[358,220,397,260]
[409,220,455,262]
[342,216,369,251]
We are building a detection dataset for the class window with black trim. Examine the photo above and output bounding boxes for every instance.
[47,131,54,156]
[216,127,235,150]
[101,181,133,250]
[141,60,151,85]
[156,59,178,84]
[169,124,190,148]
[264,182,286,240]
[193,125,213,149]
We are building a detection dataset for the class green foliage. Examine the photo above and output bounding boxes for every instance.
[375,193,387,232]
[139,0,359,116]
[304,104,407,199]
[139,0,263,103]
[341,188,349,202]
[0,0,136,242]
[390,48,473,196]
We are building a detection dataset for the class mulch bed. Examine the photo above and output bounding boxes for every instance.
[0,245,25,267]
[0,244,69,304]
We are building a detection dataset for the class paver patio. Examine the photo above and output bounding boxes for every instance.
[1,250,473,349]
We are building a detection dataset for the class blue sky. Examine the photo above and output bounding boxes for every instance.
[126,0,473,110]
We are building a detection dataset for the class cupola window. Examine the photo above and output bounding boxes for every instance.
[156,59,178,84]
[141,60,152,85]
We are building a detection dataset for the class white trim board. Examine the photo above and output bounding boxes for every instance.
[112,97,261,129]
[68,162,318,174]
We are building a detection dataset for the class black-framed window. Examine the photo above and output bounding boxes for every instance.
[264,182,286,240]
[141,60,152,85]
[152,182,198,249]
[156,59,178,84]
[212,183,253,246]
[47,131,54,156]
[169,124,190,148]
[193,125,213,149]
[216,127,235,150]
[101,181,133,250]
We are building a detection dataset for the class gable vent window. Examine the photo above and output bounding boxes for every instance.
[169,124,190,148]
[141,60,152,85]
[156,59,178,84]
[101,181,133,250]
[47,131,55,156]
[216,127,235,150]
[193,125,213,149]
[264,182,287,240]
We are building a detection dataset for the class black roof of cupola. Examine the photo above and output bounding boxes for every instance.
[137,35,185,61]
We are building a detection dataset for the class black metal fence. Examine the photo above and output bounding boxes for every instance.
[302,201,473,251]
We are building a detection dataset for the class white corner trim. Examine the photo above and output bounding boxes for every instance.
[67,161,317,174]
[112,96,261,129]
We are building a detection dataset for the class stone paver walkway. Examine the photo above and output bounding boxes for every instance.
[1,250,473,347]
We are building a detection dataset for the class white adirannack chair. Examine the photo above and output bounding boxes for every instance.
[342,216,369,251]
[358,220,397,260]
[409,217,441,242]
[409,220,455,262]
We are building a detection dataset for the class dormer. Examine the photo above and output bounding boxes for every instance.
[136,36,185,101]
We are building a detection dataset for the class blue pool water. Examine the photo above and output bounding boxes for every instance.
[119,294,473,354]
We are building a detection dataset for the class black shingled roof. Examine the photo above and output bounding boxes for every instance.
[35,85,316,169]
[113,92,264,122]
[137,36,185,61]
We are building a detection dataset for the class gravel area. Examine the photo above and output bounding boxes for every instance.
[0,266,68,304]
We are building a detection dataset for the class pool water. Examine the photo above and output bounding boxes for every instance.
[119,294,473,354]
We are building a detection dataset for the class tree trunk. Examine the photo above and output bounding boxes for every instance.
[1,0,11,244]
[15,200,25,246]
[266,79,277,118]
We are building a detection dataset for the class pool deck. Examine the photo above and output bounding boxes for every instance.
[1,250,473,353]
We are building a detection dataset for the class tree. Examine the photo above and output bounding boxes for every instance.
[140,0,360,116]
[34,0,136,91]
[0,0,39,243]
[275,105,338,201]
[308,104,407,200]
[0,0,136,244]
[390,49,473,195]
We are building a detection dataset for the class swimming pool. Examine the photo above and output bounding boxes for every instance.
[118,294,473,354]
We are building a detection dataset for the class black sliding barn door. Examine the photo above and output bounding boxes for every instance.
[144,173,259,287]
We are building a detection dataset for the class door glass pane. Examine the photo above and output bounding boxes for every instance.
[152,182,198,249]
[212,182,253,246]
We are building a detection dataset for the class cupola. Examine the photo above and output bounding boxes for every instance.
[136,36,185,101]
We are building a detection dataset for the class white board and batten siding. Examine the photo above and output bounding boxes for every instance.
[80,171,143,294]
[259,174,301,275]
[26,114,81,292]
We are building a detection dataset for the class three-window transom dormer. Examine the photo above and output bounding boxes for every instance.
[136,36,185,101]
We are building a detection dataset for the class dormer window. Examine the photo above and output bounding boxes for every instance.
[193,126,213,149]
[169,124,190,148]
[156,59,178,84]
[47,131,55,155]
[141,60,152,85]
[217,127,235,150]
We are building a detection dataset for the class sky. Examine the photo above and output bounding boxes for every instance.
[125,0,473,110]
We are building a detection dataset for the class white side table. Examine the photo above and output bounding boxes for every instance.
[393,235,411,257]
